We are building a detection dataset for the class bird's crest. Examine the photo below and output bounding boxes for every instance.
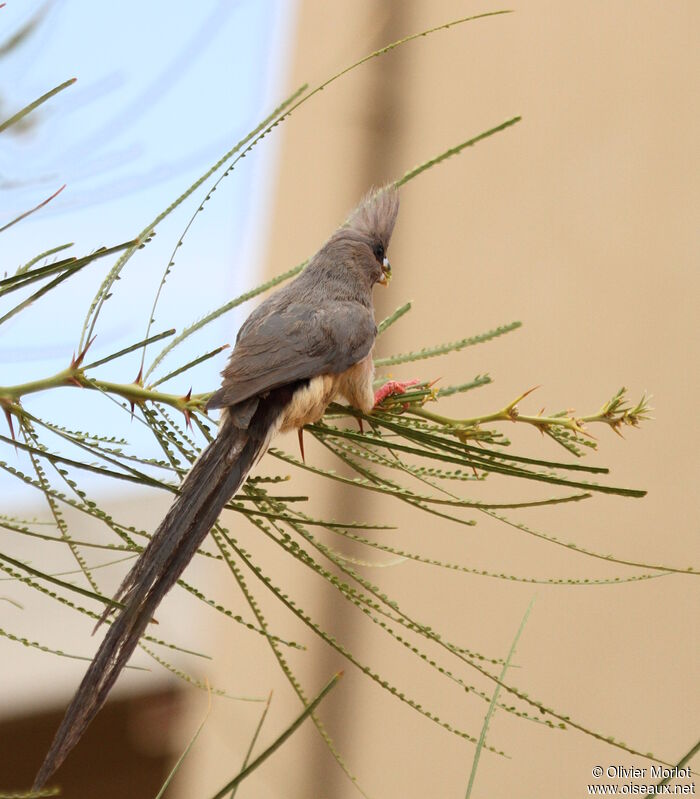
[345,185,400,246]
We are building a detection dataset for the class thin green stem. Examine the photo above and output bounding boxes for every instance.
[0,368,208,416]
[0,77,76,134]
[402,386,651,441]
[655,739,700,788]
[210,673,343,799]
[465,598,534,798]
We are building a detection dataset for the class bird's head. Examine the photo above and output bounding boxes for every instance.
[306,186,400,298]
[343,185,400,287]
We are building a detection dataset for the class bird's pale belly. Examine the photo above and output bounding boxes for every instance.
[277,351,376,434]
[278,374,338,433]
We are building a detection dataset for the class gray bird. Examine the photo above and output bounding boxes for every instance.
[33,185,409,789]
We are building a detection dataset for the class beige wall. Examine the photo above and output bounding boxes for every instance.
[184,3,699,797]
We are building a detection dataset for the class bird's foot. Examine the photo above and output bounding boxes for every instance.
[373,379,421,409]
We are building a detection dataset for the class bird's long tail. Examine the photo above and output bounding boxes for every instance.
[32,410,268,790]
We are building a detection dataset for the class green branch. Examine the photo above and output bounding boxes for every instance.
[0,77,76,134]
[0,367,208,417]
[380,384,652,448]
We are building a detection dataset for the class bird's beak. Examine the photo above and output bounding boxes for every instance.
[379,256,392,286]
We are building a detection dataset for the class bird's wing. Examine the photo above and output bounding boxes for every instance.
[207,301,376,409]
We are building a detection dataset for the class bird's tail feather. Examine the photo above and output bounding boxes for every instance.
[32,414,263,790]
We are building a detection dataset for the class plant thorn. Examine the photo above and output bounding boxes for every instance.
[509,385,540,408]
[71,334,97,369]
[610,421,625,439]
[3,407,16,442]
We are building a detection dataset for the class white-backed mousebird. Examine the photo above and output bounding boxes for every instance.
[33,185,418,789]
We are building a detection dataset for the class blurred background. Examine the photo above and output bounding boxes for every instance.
[1,1,698,796]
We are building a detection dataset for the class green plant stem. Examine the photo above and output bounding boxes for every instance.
[210,672,343,799]
[404,391,647,436]
[655,738,700,788]
[230,691,273,799]
[465,598,534,798]
[411,405,599,431]
[0,77,76,134]
[0,370,647,457]
[0,368,208,415]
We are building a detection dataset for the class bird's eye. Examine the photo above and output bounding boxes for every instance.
[373,243,385,263]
